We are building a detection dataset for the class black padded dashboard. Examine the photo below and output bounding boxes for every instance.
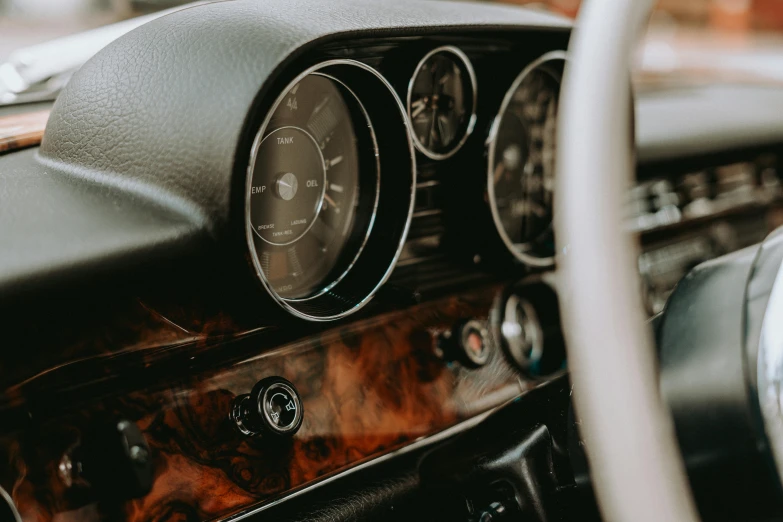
[39,0,568,233]
[1,0,570,308]
[1,0,783,313]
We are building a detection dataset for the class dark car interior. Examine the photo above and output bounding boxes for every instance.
[2,0,783,520]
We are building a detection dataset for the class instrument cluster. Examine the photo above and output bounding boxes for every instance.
[245,40,568,321]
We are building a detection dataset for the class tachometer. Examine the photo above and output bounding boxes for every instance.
[487,52,565,267]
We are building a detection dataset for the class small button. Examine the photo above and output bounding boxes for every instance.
[492,281,566,377]
[441,319,491,367]
[463,327,487,363]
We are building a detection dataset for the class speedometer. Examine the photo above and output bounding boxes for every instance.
[487,52,565,267]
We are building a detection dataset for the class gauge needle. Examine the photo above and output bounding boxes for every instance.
[411,98,428,119]
[428,105,438,146]
[437,114,451,145]
[313,95,330,115]
[324,192,339,213]
[494,163,505,183]
[522,166,535,239]
[529,202,548,218]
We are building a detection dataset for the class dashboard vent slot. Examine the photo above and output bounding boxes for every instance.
[630,153,783,237]
[391,179,490,293]
[634,152,783,315]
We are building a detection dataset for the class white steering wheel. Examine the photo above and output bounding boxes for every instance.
[555,1,700,520]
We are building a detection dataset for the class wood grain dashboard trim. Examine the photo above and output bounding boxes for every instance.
[0,110,48,154]
[1,286,523,522]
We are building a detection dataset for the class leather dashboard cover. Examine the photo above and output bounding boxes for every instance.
[0,0,568,300]
[39,0,569,236]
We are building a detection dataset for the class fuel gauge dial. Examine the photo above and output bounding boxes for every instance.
[249,126,326,245]
[248,72,372,300]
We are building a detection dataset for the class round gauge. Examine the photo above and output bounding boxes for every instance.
[248,72,377,300]
[407,46,477,160]
[246,60,416,321]
[487,52,565,267]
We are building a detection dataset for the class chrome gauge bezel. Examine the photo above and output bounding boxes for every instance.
[486,50,566,268]
[0,486,21,522]
[407,45,478,161]
[245,59,416,321]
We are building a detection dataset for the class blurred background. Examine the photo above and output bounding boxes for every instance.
[2,0,783,86]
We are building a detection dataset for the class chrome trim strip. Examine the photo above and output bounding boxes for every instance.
[486,50,566,268]
[416,179,440,189]
[407,45,478,161]
[412,208,442,219]
[757,258,783,477]
[0,485,21,522]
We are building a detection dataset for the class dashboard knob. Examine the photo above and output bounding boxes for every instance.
[439,319,491,367]
[492,281,565,377]
[231,376,303,437]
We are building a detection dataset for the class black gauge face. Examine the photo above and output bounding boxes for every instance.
[488,56,563,265]
[248,73,377,299]
[408,47,476,159]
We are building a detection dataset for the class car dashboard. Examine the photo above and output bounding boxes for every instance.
[0,1,782,521]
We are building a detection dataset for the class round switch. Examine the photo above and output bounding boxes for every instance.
[440,319,491,367]
[231,376,303,437]
[501,294,544,373]
[491,280,565,377]
[458,320,490,367]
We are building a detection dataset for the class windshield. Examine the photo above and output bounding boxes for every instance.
[1,0,782,106]
[0,1,185,60]
[1,0,775,58]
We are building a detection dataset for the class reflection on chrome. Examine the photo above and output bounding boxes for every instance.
[758,259,783,475]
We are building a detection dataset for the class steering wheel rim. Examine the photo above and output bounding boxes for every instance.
[555,1,700,521]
